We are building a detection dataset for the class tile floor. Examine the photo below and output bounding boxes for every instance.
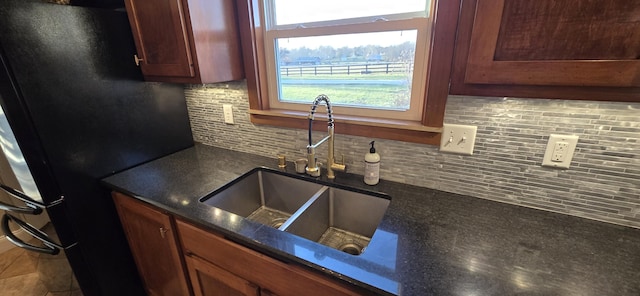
[0,247,81,296]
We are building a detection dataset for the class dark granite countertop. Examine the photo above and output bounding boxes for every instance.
[102,144,640,296]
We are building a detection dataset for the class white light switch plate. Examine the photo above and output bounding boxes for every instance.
[223,104,234,124]
[542,134,578,169]
[439,124,477,155]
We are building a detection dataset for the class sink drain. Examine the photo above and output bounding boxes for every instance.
[339,243,364,255]
[270,218,287,228]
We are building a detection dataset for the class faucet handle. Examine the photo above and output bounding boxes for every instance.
[277,154,286,169]
[329,154,347,175]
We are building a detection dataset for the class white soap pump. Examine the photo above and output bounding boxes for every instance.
[364,141,380,185]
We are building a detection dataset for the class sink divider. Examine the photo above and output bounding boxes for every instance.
[278,186,329,231]
[258,171,266,206]
[329,188,334,227]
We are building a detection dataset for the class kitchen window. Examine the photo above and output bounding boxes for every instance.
[238,0,460,145]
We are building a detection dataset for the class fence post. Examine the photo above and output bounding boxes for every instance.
[314,67,317,76]
[347,65,350,75]
[299,67,302,76]
[386,63,389,74]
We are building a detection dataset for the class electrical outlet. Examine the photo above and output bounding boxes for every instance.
[542,134,578,168]
[439,124,477,155]
[551,141,569,162]
[223,104,234,124]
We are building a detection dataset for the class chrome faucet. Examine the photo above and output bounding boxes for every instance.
[306,95,346,179]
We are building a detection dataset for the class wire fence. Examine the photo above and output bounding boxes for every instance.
[279,62,412,76]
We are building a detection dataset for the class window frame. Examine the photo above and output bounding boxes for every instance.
[237,0,461,145]
[265,20,430,121]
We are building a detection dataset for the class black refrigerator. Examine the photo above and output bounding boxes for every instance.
[0,0,194,295]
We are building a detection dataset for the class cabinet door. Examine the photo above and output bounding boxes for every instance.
[451,0,640,101]
[177,219,365,296]
[124,0,195,78]
[113,192,191,296]
[185,255,260,296]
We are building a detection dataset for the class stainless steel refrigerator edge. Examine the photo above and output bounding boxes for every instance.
[0,0,194,295]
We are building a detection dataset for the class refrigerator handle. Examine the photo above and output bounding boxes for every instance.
[0,184,45,210]
[1,213,60,255]
[0,200,42,215]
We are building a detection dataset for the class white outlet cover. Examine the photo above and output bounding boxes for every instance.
[439,124,477,155]
[542,134,579,169]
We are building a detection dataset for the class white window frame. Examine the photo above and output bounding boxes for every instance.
[260,1,434,121]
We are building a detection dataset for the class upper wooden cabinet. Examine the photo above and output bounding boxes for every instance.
[451,0,640,101]
[124,0,244,83]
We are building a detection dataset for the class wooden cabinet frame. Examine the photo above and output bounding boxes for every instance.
[123,0,244,83]
[465,0,640,87]
[112,192,192,296]
[124,0,195,78]
[451,0,640,101]
[177,219,366,296]
[113,192,369,296]
[186,255,260,296]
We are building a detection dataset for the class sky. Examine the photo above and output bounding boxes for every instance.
[276,30,418,50]
[274,0,428,25]
[272,0,427,49]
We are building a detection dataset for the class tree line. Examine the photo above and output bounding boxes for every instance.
[279,42,416,64]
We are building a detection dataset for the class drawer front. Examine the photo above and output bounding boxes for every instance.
[176,219,365,296]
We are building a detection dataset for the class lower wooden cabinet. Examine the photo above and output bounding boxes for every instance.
[113,192,367,296]
[186,255,260,296]
[112,192,191,296]
[176,219,365,296]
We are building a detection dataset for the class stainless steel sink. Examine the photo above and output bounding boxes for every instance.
[282,187,390,255]
[200,169,324,228]
[200,168,390,255]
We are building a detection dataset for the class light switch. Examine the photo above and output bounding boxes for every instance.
[439,124,477,155]
[223,104,234,124]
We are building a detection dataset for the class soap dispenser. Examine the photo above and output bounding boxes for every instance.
[364,141,380,185]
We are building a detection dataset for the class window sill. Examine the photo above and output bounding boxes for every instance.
[249,109,443,145]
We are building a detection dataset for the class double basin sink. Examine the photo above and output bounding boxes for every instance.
[200,167,390,255]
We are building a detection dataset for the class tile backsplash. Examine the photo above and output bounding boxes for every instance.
[185,81,640,228]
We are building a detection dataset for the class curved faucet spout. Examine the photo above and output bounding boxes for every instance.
[308,94,333,147]
[306,94,345,179]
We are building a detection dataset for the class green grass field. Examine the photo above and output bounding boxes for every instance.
[280,84,410,108]
[278,71,413,108]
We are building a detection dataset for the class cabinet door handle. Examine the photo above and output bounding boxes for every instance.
[134,54,144,66]
[159,227,168,239]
